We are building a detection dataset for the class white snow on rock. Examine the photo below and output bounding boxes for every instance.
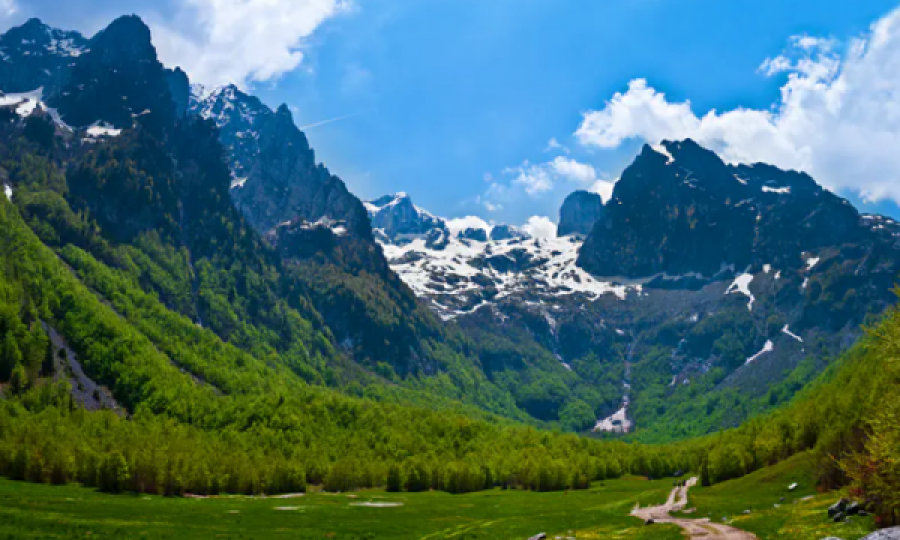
[651,144,675,165]
[762,186,791,194]
[0,88,44,117]
[746,340,774,365]
[782,325,803,343]
[85,123,122,138]
[0,88,73,131]
[725,273,755,311]
[593,403,632,433]
[763,264,772,274]
[805,256,821,270]
[379,230,636,319]
[3,184,11,201]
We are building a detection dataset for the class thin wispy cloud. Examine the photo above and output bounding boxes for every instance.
[296,112,363,131]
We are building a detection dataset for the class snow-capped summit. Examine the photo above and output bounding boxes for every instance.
[366,192,448,244]
[367,192,636,318]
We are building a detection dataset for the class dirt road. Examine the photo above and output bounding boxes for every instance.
[631,477,758,539]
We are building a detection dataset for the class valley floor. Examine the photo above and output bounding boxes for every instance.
[0,456,875,540]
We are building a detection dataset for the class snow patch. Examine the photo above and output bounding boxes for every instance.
[805,257,820,270]
[746,340,774,365]
[651,144,675,165]
[593,404,632,433]
[725,273,755,311]
[782,325,803,343]
[3,184,11,201]
[762,186,791,194]
[85,123,121,138]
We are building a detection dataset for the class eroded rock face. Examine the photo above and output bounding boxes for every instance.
[558,190,605,237]
[0,18,88,94]
[190,88,371,240]
[51,15,177,130]
[577,139,864,278]
[367,193,447,242]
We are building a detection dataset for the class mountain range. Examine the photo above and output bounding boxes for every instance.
[2,14,899,440]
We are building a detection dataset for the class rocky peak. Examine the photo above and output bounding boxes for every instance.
[87,15,154,66]
[577,139,868,279]
[47,15,176,130]
[190,84,272,178]
[366,192,447,242]
[490,224,527,241]
[0,18,88,93]
[229,96,369,240]
[558,190,605,237]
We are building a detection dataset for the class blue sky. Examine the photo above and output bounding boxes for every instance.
[5,0,900,225]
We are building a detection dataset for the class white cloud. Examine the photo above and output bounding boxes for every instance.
[589,177,618,203]
[574,6,900,205]
[151,0,350,87]
[505,156,598,196]
[521,216,557,240]
[550,156,597,184]
[447,215,491,235]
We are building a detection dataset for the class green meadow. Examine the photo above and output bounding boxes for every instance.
[674,452,875,540]
[0,475,682,540]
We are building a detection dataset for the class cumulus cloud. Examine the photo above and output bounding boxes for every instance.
[574,6,900,204]
[446,215,491,235]
[151,0,350,87]
[521,216,557,239]
[588,177,618,203]
[505,156,598,196]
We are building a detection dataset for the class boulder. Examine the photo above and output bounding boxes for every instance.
[833,512,845,522]
[645,519,655,525]
[829,499,849,517]
[846,501,862,515]
[862,528,900,540]
[528,533,547,540]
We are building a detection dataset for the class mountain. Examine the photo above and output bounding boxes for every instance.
[4,14,900,442]
[0,18,88,93]
[189,85,371,238]
[558,190,605,237]
[578,140,867,278]
[370,142,900,438]
[0,16,578,427]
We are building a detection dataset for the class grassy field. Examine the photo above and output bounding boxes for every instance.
[0,476,683,540]
[674,452,875,540]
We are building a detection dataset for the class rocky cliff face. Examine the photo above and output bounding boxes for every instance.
[0,18,87,94]
[366,193,447,242]
[577,139,864,278]
[558,190,604,237]
[190,88,371,240]
[49,16,178,131]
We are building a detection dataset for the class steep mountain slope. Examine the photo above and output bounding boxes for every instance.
[0,16,605,429]
[4,14,899,440]
[558,190,605,237]
[0,18,88,93]
[370,142,900,438]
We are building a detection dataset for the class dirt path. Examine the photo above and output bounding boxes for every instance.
[631,477,758,539]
